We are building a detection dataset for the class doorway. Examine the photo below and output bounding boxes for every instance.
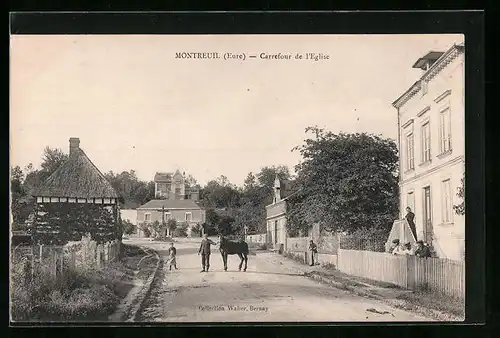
[274,220,278,244]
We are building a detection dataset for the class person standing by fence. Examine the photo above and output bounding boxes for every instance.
[388,239,400,253]
[309,240,319,266]
[414,240,431,258]
[405,207,417,241]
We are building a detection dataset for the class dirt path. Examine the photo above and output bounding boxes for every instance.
[130,239,433,322]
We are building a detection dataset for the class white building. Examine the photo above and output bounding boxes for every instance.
[265,176,296,251]
[154,170,200,200]
[392,43,465,261]
[120,209,137,225]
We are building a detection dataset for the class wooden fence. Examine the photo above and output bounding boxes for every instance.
[246,233,267,245]
[286,236,338,254]
[337,249,465,300]
[338,249,409,287]
[11,238,121,282]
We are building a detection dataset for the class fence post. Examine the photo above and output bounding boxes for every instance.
[30,254,35,281]
[51,250,57,280]
[39,244,43,264]
[407,255,415,290]
[60,251,64,276]
[96,245,102,269]
[70,251,76,270]
[104,242,109,264]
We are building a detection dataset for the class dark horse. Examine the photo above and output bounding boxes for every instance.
[218,235,249,272]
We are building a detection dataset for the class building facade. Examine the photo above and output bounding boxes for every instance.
[392,43,465,261]
[136,199,205,237]
[154,170,200,200]
[265,176,296,251]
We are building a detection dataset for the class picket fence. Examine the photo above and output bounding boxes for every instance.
[11,238,121,281]
[338,249,465,300]
[246,233,267,245]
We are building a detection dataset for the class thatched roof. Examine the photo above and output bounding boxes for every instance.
[35,139,119,199]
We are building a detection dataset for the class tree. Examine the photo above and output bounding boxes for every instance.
[217,216,236,236]
[167,219,178,237]
[185,174,198,187]
[104,170,155,208]
[11,166,26,227]
[122,220,136,235]
[454,173,465,215]
[139,223,151,237]
[243,172,257,190]
[149,220,164,238]
[205,209,220,227]
[11,148,69,228]
[256,165,291,191]
[173,222,189,237]
[199,180,241,209]
[39,147,69,181]
[287,127,399,236]
[216,175,230,187]
[191,223,202,237]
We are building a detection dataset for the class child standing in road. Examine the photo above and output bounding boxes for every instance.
[167,242,178,271]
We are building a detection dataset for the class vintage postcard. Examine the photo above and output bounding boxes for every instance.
[10,33,467,323]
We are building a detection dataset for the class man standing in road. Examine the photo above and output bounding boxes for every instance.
[198,234,217,272]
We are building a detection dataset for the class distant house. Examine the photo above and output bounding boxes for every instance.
[33,138,121,244]
[392,43,465,261]
[136,199,205,237]
[154,170,200,200]
[265,176,298,251]
[120,209,137,225]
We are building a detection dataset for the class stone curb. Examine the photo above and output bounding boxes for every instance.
[107,246,161,322]
[258,253,462,322]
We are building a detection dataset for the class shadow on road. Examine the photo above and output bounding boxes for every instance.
[163,268,304,277]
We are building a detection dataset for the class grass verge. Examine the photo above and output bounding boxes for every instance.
[393,290,465,319]
[11,244,144,322]
[277,251,463,319]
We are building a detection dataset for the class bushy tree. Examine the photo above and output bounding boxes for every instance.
[199,180,241,209]
[40,147,69,181]
[122,220,136,235]
[149,220,164,238]
[191,223,202,237]
[11,147,69,228]
[104,170,155,208]
[139,223,151,237]
[256,165,291,191]
[173,222,189,237]
[287,127,399,236]
[217,216,235,236]
[167,219,177,237]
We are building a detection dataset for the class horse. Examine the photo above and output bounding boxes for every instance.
[218,235,249,272]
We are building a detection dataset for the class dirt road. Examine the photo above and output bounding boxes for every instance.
[128,238,432,322]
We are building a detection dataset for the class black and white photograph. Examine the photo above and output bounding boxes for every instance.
[10,32,467,323]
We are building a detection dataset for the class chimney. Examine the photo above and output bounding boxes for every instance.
[69,137,80,155]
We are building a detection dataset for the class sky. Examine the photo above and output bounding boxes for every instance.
[10,34,464,187]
